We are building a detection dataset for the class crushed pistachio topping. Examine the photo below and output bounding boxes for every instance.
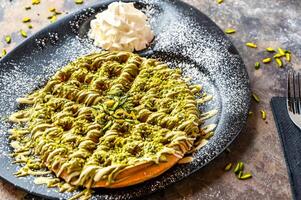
[49,15,57,23]
[75,0,84,4]
[273,53,282,58]
[260,110,266,120]
[49,8,62,16]
[49,8,56,12]
[22,17,31,23]
[246,42,257,48]
[239,173,252,180]
[278,47,285,56]
[20,30,28,38]
[32,0,40,5]
[28,24,33,29]
[252,93,260,103]
[230,161,252,180]
[224,163,232,171]
[266,47,275,52]
[2,49,7,57]
[217,0,224,4]
[262,58,271,64]
[237,171,243,179]
[55,11,62,15]
[9,51,213,190]
[254,62,260,70]
[233,163,241,174]
[5,35,11,44]
[178,156,194,164]
[286,52,291,62]
[245,44,291,68]
[225,28,236,34]
[275,58,283,67]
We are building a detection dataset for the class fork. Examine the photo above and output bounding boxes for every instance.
[287,70,301,129]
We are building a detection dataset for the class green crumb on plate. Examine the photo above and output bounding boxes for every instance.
[75,0,84,4]
[50,15,57,23]
[49,8,56,12]
[225,28,236,34]
[5,36,11,44]
[246,42,257,48]
[20,30,28,38]
[32,0,40,5]
[2,49,7,56]
[55,11,62,15]
[22,17,31,23]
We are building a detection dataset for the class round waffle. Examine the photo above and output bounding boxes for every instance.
[9,51,202,188]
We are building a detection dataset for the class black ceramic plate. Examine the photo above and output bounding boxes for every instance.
[0,0,250,199]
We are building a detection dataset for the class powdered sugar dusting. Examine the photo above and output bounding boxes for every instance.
[0,0,249,199]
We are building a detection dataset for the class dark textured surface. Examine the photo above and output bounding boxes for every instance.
[271,97,301,200]
[0,0,299,199]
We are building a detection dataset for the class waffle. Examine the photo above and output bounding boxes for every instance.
[9,51,202,188]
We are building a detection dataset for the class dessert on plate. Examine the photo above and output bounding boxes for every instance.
[8,1,215,199]
[10,51,209,189]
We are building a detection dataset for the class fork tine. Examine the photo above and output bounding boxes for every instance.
[294,71,300,114]
[297,72,301,114]
[291,71,296,114]
[292,71,297,114]
[288,71,293,112]
[296,76,300,114]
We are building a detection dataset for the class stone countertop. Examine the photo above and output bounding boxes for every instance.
[1,0,300,199]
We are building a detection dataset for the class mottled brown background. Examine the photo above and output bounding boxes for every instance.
[1,0,300,199]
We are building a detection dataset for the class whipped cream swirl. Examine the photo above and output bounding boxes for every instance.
[88,2,154,52]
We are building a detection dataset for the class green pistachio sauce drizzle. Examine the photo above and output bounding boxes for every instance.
[8,51,213,199]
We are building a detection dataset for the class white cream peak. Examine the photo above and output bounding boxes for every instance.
[88,2,154,52]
